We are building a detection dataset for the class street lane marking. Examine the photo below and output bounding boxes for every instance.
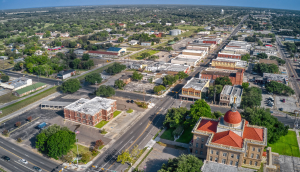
[24,154,29,157]
[0,145,49,172]
[11,148,15,150]
[14,160,35,172]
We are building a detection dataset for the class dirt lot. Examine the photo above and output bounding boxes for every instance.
[124,81,155,94]
[154,51,172,63]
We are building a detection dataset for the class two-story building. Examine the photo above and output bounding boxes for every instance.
[219,85,243,107]
[64,97,117,126]
[200,68,244,86]
[179,78,210,101]
[190,104,267,168]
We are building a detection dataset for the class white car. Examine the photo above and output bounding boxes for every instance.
[20,159,28,164]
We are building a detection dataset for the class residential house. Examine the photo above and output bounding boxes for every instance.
[129,40,139,45]
[35,50,43,56]
[60,32,70,37]
[119,75,132,84]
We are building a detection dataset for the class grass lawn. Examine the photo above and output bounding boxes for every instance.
[130,50,159,60]
[126,109,133,113]
[0,93,19,104]
[0,86,58,118]
[176,126,194,143]
[269,131,300,157]
[0,60,14,69]
[95,120,109,129]
[70,144,100,164]
[113,110,121,117]
[127,47,143,51]
[177,25,203,31]
[160,128,174,141]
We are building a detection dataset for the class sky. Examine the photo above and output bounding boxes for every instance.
[0,0,300,11]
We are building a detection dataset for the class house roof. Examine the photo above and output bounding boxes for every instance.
[243,126,264,141]
[15,82,46,95]
[57,69,75,76]
[107,47,122,52]
[197,119,218,133]
[211,130,243,148]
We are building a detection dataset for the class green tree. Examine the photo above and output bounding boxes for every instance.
[177,71,188,79]
[1,75,9,82]
[132,71,143,81]
[242,82,249,90]
[188,99,211,126]
[158,154,203,172]
[257,53,268,59]
[173,37,179,41]
[215,76,232,86]
[82,54,90,61]
[153,85,166,94]
[253,63,279,74]
[117,150,133,166]
[208,85,223,100]
[266,81,295,95]
[106,63,126,75]
[163,75,179,86]
[117,37,124,43]
[241,53,251,62]
[163,107,188,129]
[61,79,81,93]
[140,52,151,59]
[72,59,81,69]
[95,85,115,97]
[114,80,126,89]
[46,130,76,159]
[165,46,173,52]
[85,73,102,85]
[242,107,288,144]
[35,133,47,152]
[241,87,262,108]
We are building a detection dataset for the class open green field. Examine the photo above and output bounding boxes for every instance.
[0,60,14,70]
[177,25,203,31]
[95,111,121,129]
[269,131,300,157]
[0,86,58,118]
[0,92,19,104]
[176,126,193,143]
[160,128,174,141]
[130,50,159,60]
[127,47,143,51]
[70,144,101,164]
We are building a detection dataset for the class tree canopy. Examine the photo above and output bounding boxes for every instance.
[242,107,288,144]
[158,154,203,172]
[61,79,81,93]
[106,63,126,75]
[256,53,268,59]
[253,63,279,74]
[215,76,232,86]
[241,87,262,108]
[114,80,126,89]
[154,85,166,94]
[188,99,212,126]
[266,81,295,96]
[163,107,188,129]
[85,73,102,85]
[132,71,143,81]
[95,85,115,97]
[1,75,9,82]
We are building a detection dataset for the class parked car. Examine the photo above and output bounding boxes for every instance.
[126,100,130,103]
[2,156,10,161]
[279,108,283,111]
[20,159,28,164]
[37,122,47,129]
[270,111,274,113]
[33,166,42,172]
[282,99,286,103]
[131,100,134,103]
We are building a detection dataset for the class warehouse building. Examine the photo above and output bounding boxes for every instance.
[14,82,47,97]
[171,54,203,66]
[0,77,32,91]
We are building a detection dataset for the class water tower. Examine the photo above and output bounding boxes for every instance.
[221,9,224,15]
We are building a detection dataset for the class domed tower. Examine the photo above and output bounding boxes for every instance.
[223,103,242,127]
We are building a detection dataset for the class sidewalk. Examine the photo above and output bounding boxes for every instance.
[295,129,300,152]
[0,92,61,122]
[0,85,53,109]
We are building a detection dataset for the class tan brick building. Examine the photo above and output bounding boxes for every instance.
[179,78,210,101]
[64,97,117,126]
[200,68,244,86]
[190,105,267,169]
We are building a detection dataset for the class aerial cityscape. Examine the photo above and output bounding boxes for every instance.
[0,2,299,172]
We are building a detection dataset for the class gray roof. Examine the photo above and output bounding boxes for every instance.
[64,97,116,115]
[183,78,209,91]
[263,73,288,82]
[221,85,243,97]
[41,101,72,106]
[4,77,31,89]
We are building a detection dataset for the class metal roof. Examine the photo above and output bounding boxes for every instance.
[183,78,209,91]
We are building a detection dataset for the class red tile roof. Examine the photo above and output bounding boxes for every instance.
[263,152,267,157]
[87,51,118,55]
[224,110,242,124]
[197,119,218,133]
[243,126,264,141]
[211,130,243,148]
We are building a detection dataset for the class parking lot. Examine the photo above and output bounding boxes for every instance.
[275,95,298,112]
[154,51,171,63]
[124,81,155,94]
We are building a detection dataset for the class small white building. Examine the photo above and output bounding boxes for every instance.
[57,70,76,79]
[129,40,139,45]
[166,23,172,26]
[141,42,151,46]
[0,56,8,60]
[0,77,32,91]
[35,50,43,56]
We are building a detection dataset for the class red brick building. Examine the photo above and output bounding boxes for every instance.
[154,32,163,37]
[64,97,117,126]
[200,68,244,85]
[218,52,241,60]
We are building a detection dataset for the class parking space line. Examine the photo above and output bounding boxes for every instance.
[14,160,35,171]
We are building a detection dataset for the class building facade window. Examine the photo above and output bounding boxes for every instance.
[202,138,204,142]
[222,159,226,164]
[200,151,203,155]
[255,162,258,166]
[223,153,227,157]
[231,154,234,158]
[244,160,246,164]
[197,137,199,141]
[195,150,198,154]
[252,147,255,151]
[237,155,240,159]
[215,158,218,162]
[216,151,219,155]
[251,153,254,158]
[235,161,239,166]
[256,154,259,159]
[196,143,198,148]
[201,144,203,148]
[77,113,80,117]
[230,161,233,165]
[250,161,252,165]
[211,150,213,154]
[258,148,261,152]
[210,156,212,161]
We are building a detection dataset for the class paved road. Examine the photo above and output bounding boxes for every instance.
[0,137,65,172]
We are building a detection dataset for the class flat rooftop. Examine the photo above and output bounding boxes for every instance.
[183,78,209,91]
[3,77,31,88]
[64,97,116,115]
[164,64,189,72]
[182,49,205,54]
[201,68,242,76]
[221,85,243,97]
[263,73,288,81]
